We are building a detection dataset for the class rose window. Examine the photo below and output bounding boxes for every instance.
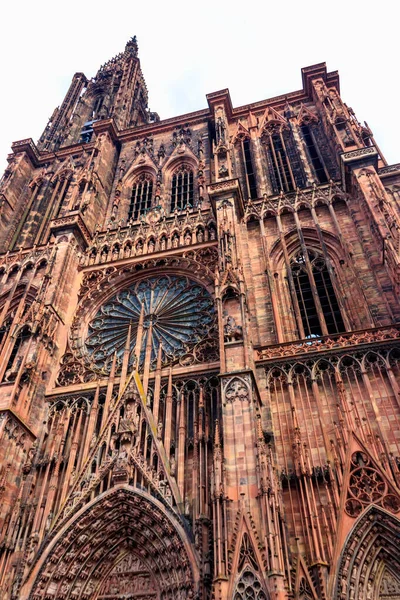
[84,275,215,372]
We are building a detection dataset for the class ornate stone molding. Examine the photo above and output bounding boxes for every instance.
[23,486,200,600]
[341,146,378,163]
[11,138,40,166]
[49,212,92,248]
[379,163,400,176]
[256,325,400,363]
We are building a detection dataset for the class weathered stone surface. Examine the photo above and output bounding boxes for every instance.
[0,41,399,600]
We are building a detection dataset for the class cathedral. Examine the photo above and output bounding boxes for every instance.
[1,36,400,600]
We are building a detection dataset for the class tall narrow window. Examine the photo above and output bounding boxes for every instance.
[291,249,345,338]
[54,174,71,218]
[242,139,257,200]
[269,134,293,192]
[265,129,306,194]
[300,124,328,184]
[92,95,104,119]
[128,174,153,221]
[171,166,194,212]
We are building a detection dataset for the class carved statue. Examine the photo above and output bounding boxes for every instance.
[224,315,243,342]
[170,455,176,477]
[216,116,226,144]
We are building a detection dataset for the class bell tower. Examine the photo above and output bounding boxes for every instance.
[38,36,156,153]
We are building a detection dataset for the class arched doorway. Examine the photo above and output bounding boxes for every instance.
[21,486,200,600]
[333,505,400,599]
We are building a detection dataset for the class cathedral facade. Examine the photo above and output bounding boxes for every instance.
[0,37,400,600]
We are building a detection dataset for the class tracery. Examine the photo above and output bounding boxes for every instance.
[129,172,154,221]
[85,275,216,372]
[170,165,194,212]
[290,248,345,337]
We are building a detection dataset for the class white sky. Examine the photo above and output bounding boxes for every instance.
[1,0,399,171]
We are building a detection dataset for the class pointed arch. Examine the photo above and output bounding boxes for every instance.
[333,505,400,600]
[228,512,269,600]
[128,172,154,222]
[169,163,195,213]
[21,485,200,600]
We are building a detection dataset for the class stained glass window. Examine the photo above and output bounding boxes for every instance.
[85,275,215,373]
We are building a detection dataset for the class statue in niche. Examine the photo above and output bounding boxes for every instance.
[157,421,163,440]
[197,229,204,243]
[224,314,243,342]
[170,454,176,476]
[218,164,229,178]
[148,239,155,253]
[184,497,190,515]
[120,403,136,433]
[5,356,23,382]
[165,486,172,504]
[172,235,179,248]
[184,232,191,246]
[216,116,226,144]
[115,447,128,469]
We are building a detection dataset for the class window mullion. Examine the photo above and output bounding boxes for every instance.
[279,130,296,191]
[295,274,312,337]
[293,216,329,336]
[269,135,284,191]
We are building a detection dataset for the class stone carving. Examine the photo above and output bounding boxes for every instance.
[224,377,249,403]
[233,570,267,600]
[79,209,217,267]
[257,325,400,362]
[344,451,400,518]
[224,315,242,342]
[28,488,195,600]
[84,274,216,372]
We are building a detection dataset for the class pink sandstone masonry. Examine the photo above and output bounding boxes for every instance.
[0,37,399,600]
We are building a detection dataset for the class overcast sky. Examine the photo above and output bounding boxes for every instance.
[1,0,399,172]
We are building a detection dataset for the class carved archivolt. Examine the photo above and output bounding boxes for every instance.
[22,486,200,600]
[333,506,400,600]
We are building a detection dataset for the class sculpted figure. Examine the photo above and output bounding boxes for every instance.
[224,315,243,342]
[170,454,176,476]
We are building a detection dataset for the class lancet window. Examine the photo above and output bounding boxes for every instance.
[52,171,72,221]
[265,130,305,194]
[170,165,194,212]
[241,139,258,199]
[291,249,345,338]
[128,173,153,221]
[300,124,329,184]
[92,94,104,119]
